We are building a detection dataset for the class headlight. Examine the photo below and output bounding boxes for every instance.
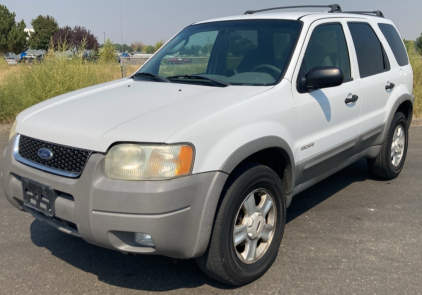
[105,144,194,180]
[9,120,17,141]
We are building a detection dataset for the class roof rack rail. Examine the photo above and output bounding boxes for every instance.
[244,4,342,15]
[343,10,385,18]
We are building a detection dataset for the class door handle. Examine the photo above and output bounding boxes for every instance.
[345,94,358,104]
[385,82,395,90]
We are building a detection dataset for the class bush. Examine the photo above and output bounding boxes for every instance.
[99,38,117,63]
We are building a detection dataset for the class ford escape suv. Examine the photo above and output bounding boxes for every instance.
[1,4,414,285]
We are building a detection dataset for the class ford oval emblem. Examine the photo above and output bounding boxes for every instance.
[38,148,53,160]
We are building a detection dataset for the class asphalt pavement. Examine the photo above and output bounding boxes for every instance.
[0,125,421,294]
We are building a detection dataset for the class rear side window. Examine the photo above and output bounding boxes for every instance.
[378,23,409,66]
[348,22,390,78]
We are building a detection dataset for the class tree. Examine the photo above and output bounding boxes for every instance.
[144,45,155,54]
[201,43,213,55]
[190,45,202,56]
[28,15,59,50]
[130,41,144,52]
[0,4,28,55]
[155,39,165,52]
[415,33,422,54]
[111,43,131,52]
[53,26,99,52]
[99,38,116,63]
[180,46,191,56]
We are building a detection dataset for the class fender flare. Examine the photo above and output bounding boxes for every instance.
[219,136,296,196]
[381,93,414,143]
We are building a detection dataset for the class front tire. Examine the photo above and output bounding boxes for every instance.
[196,164,285,286]
[367,112,408,179]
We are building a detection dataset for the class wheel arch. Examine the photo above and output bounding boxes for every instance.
[219,136,295,196]
[382,93,414,142]
[395,99,413,127]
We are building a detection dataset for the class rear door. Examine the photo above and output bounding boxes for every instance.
[346,21,396,137]
[292,19,362,184]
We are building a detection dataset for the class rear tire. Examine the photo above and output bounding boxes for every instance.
[196,163,285,286]
[367,112,408,179]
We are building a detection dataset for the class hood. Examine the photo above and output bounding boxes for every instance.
[16,78,271,152]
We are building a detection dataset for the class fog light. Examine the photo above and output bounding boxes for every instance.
[134,233,155,248]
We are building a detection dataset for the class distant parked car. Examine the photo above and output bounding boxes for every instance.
[132,52,153,59]
[117,52,130,62]
[5,57,18,65]
[18,55,43,65]
[166,57,192,64]
[83,51,99,62]
[24,53,36,59]
[18,56,34,64]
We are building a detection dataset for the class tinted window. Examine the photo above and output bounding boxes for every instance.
[378,23,409,66]
[348,23,390,78]
[225,30,257,72]
[302,23,351,80]
[140,20,302,86]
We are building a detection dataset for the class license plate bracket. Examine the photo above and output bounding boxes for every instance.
[22,178,55,217]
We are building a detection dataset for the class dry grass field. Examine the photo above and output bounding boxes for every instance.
[0,57,139,123]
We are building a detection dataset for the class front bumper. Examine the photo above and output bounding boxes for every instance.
[1,135,228,259]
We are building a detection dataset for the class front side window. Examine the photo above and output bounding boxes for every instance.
[138,20,302,86]
[348,22,390,78]
[302,23,352,80]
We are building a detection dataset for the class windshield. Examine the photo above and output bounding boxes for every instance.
[138,20,302,86]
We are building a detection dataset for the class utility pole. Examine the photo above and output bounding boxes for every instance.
[120,0,123,53]
[103,32,105,44]
[120,0,125,78]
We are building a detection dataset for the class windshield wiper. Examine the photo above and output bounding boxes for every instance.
[132,72,170,83]
[167,75,230,87]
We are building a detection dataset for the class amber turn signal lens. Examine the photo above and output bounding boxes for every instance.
[176,145,193,175]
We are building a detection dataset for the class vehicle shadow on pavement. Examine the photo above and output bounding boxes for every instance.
[29,159,370,291]
[30,223,233,292]
[286,158,369,223]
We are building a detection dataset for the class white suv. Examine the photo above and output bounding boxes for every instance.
[1,4,414,285]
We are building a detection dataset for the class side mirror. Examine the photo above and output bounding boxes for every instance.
[298,67,344,93]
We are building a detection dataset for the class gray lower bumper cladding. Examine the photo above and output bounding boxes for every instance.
[1,135,228,259]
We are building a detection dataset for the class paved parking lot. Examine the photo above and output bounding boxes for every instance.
[0,125,421,294]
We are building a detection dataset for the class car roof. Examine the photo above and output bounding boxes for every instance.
[194,11,394,25]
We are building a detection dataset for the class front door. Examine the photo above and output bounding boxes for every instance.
[292,20,361,184]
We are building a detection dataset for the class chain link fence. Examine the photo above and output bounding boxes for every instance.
[119,57,151,77]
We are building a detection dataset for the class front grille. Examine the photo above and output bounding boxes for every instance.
[18,135,93,176]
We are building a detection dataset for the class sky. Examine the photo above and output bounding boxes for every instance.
[2,0,422,46]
